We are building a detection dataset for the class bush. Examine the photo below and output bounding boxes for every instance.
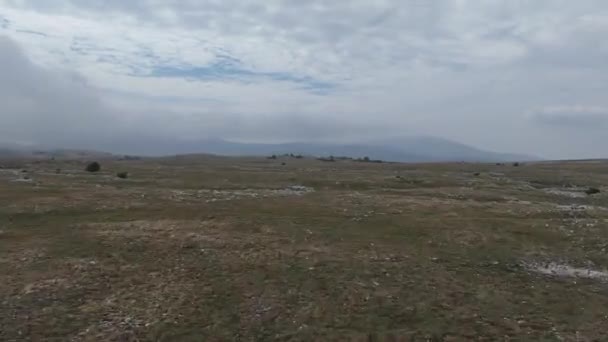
[116,172,129,179]
[85,162,101,172]
[318,156,335,162]
[513,162,520,167]
[268,155,277,160]
[356,156,382,163]
[586,187,601,195]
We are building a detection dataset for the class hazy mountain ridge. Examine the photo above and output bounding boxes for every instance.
[191,138,537,162]
[1,136,537,162]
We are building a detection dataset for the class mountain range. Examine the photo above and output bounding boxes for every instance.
[0,136,537,163]
[182,137,537,162]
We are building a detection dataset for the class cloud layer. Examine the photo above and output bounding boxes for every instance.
[530,106,608,126]
[1,1,607,158]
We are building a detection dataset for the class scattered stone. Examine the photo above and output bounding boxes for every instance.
[523,261,608,281]
[12,177,33,183]
[544,188,587,198]
[555,204,595,212]
[286,185,311,192]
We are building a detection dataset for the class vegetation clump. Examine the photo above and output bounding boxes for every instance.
[356,156,383,163]
[85,162,101,172]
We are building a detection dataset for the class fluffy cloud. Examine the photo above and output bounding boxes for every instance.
[0,35,390,153]
[1,1,607,158]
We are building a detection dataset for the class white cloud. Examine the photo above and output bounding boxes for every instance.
[529,105,608,126]
[1,0,608,158]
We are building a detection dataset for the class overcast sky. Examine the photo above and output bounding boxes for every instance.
[1,0,607,159]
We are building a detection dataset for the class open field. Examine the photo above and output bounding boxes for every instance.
[1,156,608,341]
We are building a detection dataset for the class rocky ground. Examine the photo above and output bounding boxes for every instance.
[1,156,608,340]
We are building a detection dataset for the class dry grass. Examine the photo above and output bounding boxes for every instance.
[1,156,608,340]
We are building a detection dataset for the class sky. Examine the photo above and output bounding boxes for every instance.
[1,0,607,159]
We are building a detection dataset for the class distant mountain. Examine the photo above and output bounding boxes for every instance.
[194,138,536,162]
[365,136,537,162]
[0,147,113,160]
[0,136,538,163]
[101,137,535,162]
[0,148,22,158]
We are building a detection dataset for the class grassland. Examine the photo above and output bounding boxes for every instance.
[1,155,608,341]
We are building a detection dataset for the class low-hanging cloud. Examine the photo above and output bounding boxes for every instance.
[0,35,118,147]
[529,106,608,127]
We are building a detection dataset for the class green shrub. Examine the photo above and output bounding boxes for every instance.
[85,162,100,172]
[586,187,601,195]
